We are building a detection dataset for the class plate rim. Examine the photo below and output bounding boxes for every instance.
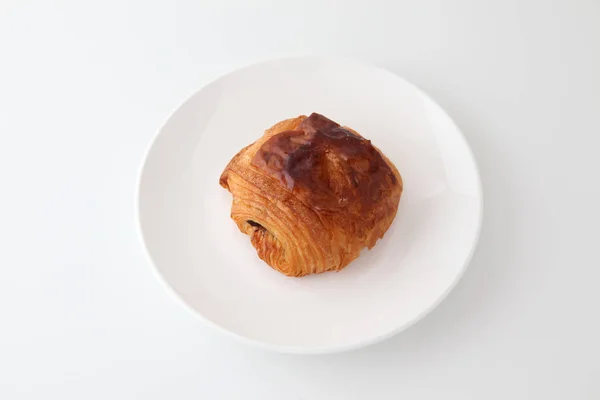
[135,55,484,354]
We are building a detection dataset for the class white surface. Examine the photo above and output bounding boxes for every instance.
[138,56,482,353]
[0,0,599,398]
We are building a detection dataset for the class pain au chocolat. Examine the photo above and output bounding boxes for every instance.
[219,113,402,277]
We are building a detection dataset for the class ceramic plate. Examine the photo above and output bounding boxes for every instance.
[137,57,482,354]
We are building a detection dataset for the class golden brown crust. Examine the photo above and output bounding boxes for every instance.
[219,113,403,277]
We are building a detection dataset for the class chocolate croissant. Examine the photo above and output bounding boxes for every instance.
[219,113,402,277]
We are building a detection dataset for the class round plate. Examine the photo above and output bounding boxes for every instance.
[137,57,482,354]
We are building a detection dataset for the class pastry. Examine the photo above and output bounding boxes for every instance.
[219,113,402,277]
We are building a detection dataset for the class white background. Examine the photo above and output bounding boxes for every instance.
[1,0,599,399]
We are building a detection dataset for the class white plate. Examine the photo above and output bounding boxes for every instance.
[137,57,482,354]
